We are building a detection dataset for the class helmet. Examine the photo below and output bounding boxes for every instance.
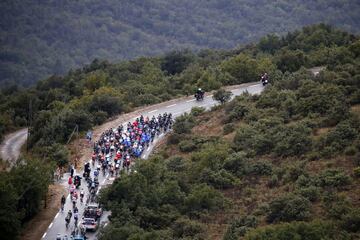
[198,88,202,91]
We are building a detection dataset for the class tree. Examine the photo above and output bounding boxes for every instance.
[213,89,232,104]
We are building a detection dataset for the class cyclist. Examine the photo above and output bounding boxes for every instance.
[61,194,66,212]
[80,189,84,203]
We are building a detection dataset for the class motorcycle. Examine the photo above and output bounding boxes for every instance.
[195,92,204,101]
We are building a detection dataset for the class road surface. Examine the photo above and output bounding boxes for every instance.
[42,82,264,240]
[0,128,27,166]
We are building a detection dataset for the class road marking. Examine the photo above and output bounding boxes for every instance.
[102,179,106,184]
[148,109,158,114]
[96,186,102,195]
[142,155,146,159]
[132,115,140,120]
[55,212,59,219]
[166,104,176,108]
[48,222,53,229]
[146,147,150,152]
[186,99,196,103]
[106,173,109,178]
[207,95,213,98]
[67,194,70,200]
[160,133,164,137]
[42,232,47,238]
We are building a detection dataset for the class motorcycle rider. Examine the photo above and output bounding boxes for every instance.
[195,88,205,100]
[261,73,269,85]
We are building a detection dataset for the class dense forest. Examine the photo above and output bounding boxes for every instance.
[0,24,359,239]
[1,0,360,86]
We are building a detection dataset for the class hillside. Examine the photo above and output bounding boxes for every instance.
[1,0,360,86]
[0,24,359,239]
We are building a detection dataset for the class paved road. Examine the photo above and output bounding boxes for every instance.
[42,82,264,240]
[0,128,27,166]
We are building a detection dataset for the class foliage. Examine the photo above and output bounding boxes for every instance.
[318,169,352,188]
[223,215,258,240]
[0,158,52,239]
[267,194,311,223]
[244,221,344,240]
[213,89,232,104]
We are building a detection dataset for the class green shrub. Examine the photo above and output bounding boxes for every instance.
[244,221,340,240]
[173,113,195,134]
[344,146,357,156]
[185,184,226,216]
[318,169,352,188]
[353,167,360,177]
[199,168,239,189]
[191,106,205,116]
[93,111,108,125]
[341,210,360,233]
[172,217,204,238]
[166,156,186,172]
[297,186,321,202]
[267,174,279,188]
[267,194,311,223]
[167,133,183,145]
[179,140,197,152]
[248,161,273,176]
[223,215,258,240]
[223,123,235,135]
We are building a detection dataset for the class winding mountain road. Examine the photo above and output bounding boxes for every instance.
[0,128,27,166]
[42,82,264,240]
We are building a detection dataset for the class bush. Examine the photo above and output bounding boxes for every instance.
[179,140,197,152]
[166,156,186,172]
[344,146,357,156]
[185,184,226,216]
[167,133,183,145]
[353,167,360,177]
[190,107,205,116]
[267,194,311,223]
[318,169,352,188]
[267,174,279,188]
[199,168,239,189]
[223,215,258,240]
[341,210,360,233]
[297,186,321,202]
[244,221,340,240]
[172,217,204,238]
[93,111,108,125]
[173,113,195,134]
[213,88,232,104]
[223,123,235,135]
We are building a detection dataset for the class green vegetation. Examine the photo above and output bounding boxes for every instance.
[1,24,360,239]
[97,25,360,239]
[1,1,360,86]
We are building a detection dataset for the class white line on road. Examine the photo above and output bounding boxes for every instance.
[96,186,102,195]
[55,212,59,219]
[48,222,53,229]
[166,104,177,108]
[186,99,196,103]
[160,133,164,137]
[67,194,70,200]
[142,155,146,159]
[146,147,150,152]
[42,232,47,238]
[148,109,158,114]
[106,173,109,178]
[102,179,106,184]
